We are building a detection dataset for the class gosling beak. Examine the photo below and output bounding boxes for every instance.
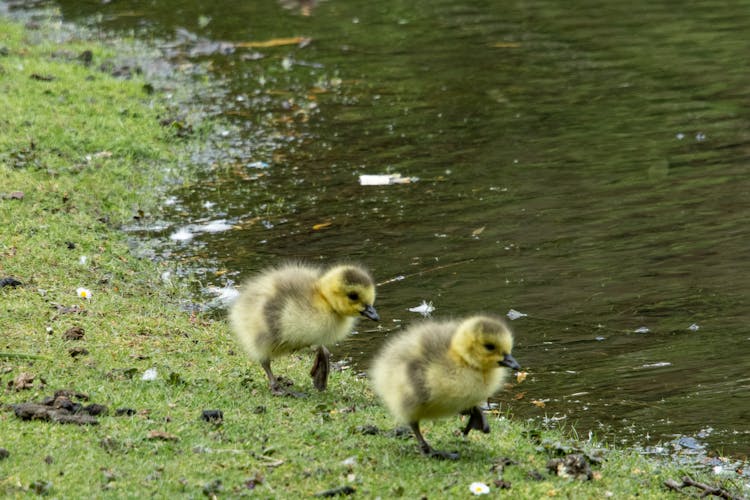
[360,304,380,321]
[499,353,520,371]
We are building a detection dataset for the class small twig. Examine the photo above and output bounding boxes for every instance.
[358,325,402,335]
[664,476,746,500]
[377,258,476,287]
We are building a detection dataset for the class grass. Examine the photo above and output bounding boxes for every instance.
[0,14,741,499]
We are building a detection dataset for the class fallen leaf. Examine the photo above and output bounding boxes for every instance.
[531,399,546,408]
[312,222,332,230]
[11,372,35,391]
[471,226,486,237]
[234,37,311,48]
[147,430,179,441]
[513,392,527,400]
[516,371,528,383]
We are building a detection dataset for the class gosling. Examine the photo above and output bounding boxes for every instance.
[370,315,520,459]
[230,262,379,396]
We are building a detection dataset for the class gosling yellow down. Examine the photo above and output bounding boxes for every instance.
[230,262,379,395]
[370,315,520,459]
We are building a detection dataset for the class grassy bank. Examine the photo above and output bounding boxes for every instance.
[0,14,738,499]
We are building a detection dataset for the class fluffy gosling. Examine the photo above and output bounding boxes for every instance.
[230,262,379,396]
[370,315,520,459]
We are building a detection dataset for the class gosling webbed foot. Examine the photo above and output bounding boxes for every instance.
[310,346,331,392]
[461,406,490,436]
[410,421,460,460]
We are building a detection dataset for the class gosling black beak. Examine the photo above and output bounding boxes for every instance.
[360,304,380,321]
[499,353,520,371]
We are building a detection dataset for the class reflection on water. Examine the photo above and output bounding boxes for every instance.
[12,0,750,456]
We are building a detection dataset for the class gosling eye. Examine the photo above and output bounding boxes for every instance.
[347,291,360,301]
[483,343,496,351]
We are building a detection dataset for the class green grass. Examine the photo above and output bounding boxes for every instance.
[0,15,740,499]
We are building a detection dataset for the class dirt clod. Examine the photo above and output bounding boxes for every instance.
[13,403,98,425]
[83,404,108,416]
[0,277,23,287]
[0,448,9,460]
[68,347,89,358]
[54,389,89,401]
[63,326,85,340]
[201,410,223,423]
[355,424,380,435]
[9,390,104,425]
[314,485,356,497]
[493,479,512,489]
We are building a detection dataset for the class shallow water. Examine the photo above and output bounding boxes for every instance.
[10,0,750,457]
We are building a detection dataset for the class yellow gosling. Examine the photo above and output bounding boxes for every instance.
[370,315,520,459]
[230,262,379,396]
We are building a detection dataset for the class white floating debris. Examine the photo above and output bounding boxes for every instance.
[142,368,158,381]
[247,161,269,169]
[507,309,528,321]
[634,326,650,333]
[642,362,671,369]
[206,286,240,304]
[359,173,415,186]
[170,228,194,241]
[676,132,685,140]
[408,300,435,317]
[595,336,606,341]
[199,220,233,233]
[688,323,700,331]
[202,201,216,209]
[695,132,707,141]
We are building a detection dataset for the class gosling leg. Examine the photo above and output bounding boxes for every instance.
[409,421,459,460]
[461,406,490,436]
[310,345,330,391]
[261,359,305,398]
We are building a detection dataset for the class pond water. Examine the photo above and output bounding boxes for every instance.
[8,0,750,457]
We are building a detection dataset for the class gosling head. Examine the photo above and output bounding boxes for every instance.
[452,315,520,372]
[317,265,379,321]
